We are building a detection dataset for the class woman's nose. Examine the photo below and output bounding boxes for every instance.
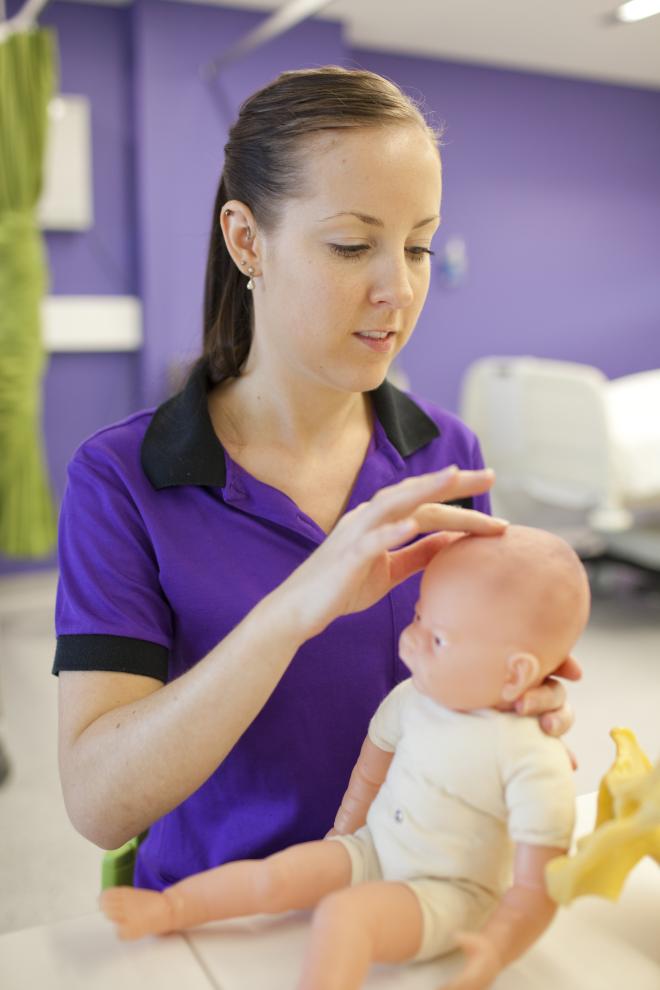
[369,256,415,310]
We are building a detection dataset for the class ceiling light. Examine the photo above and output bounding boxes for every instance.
[615,0,660,22]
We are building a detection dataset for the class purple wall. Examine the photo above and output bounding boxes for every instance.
[353,50,660,411]
[3,0,660,571]
[42,1,138,296]
[41,1,141,499]
[130,0,346,406]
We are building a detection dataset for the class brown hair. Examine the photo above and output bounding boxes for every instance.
[200,66,440,385]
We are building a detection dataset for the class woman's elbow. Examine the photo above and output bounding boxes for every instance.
[59,767,136,851]
[61,792,126,850]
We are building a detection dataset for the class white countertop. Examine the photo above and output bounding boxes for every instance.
[2,793,658,990]
[186,857,660,990]
[0,911,212,990]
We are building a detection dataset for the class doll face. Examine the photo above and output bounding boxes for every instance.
[398,529,590,711]
[398,570,513,711]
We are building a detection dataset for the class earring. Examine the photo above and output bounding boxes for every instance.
[246,266,255,291]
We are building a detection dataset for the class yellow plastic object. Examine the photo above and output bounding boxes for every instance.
[101,832,148,891]
[595,727,653,825]
[546,728,660,905]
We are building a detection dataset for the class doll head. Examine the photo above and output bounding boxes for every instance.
[398,525,591,710]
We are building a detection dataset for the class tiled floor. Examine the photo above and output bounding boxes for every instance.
[1,563,659,936]
[0,572,100,935]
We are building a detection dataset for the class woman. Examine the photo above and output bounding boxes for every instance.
[54,67,577,891]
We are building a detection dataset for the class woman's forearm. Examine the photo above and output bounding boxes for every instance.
[60,588,308,849]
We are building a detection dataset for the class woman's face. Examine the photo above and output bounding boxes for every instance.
[251,124,442,394]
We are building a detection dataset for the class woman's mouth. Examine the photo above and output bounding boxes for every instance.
[353,331,396,353]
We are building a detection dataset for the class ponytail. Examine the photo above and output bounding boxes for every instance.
[202,176,252,384]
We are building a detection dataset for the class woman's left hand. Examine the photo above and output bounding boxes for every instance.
[514,655,582,745]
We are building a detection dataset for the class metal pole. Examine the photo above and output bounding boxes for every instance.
[202,0,336,79]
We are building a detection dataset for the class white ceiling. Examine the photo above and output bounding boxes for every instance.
[48,0,660,90]
[211,0,660,91]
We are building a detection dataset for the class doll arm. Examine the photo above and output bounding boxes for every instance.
[330,736,394,835]
[443,842,564,990]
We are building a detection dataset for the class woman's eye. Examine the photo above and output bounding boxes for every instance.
[329,245,435,263]
[406,247,435,263]
[329,244,369,259]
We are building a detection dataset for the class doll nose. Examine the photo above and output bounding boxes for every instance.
[399,623,423,662]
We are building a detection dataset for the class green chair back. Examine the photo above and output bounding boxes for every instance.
[101,831,149,890]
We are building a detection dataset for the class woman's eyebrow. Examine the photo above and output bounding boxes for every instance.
[318,212,440,229]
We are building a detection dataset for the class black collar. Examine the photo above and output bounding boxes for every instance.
[141,360,440,490]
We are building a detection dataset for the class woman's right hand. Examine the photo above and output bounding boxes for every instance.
[278,466,507,639]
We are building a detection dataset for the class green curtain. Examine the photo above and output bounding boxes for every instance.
[0,28,58,557]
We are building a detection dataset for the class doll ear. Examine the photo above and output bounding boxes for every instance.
[500,652,541,703]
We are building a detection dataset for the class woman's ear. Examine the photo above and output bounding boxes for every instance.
[220,200,260,271]
[500,652,541,703]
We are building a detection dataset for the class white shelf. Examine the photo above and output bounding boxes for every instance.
[41,296,142,352]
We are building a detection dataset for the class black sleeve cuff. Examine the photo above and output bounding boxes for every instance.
[53,634,168,682]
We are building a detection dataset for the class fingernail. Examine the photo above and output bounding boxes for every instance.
[493,517,509,525]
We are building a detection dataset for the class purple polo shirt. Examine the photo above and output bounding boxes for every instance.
[54,359,490,890]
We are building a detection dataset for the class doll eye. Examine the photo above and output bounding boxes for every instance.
[414,611,421,622]
[433,635,445,648]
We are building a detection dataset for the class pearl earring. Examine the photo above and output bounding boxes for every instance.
[247,266,255,290]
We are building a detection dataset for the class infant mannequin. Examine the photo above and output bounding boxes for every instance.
[100,525,590,990]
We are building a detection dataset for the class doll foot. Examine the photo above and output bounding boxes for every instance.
[99,886,177,940]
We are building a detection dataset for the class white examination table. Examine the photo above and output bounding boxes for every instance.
[459,357,660,568]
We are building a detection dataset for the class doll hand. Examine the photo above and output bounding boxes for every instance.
[99,887,177,940]
[442,931,503,990]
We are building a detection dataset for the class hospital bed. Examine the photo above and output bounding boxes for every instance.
[459,357,660,570]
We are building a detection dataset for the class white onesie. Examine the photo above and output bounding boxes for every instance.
[331,677,575,961]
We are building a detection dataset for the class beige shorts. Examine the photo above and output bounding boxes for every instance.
[329,826,496,962]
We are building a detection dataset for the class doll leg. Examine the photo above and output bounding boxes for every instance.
[100,838,353,940]
[298,881,424,990]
